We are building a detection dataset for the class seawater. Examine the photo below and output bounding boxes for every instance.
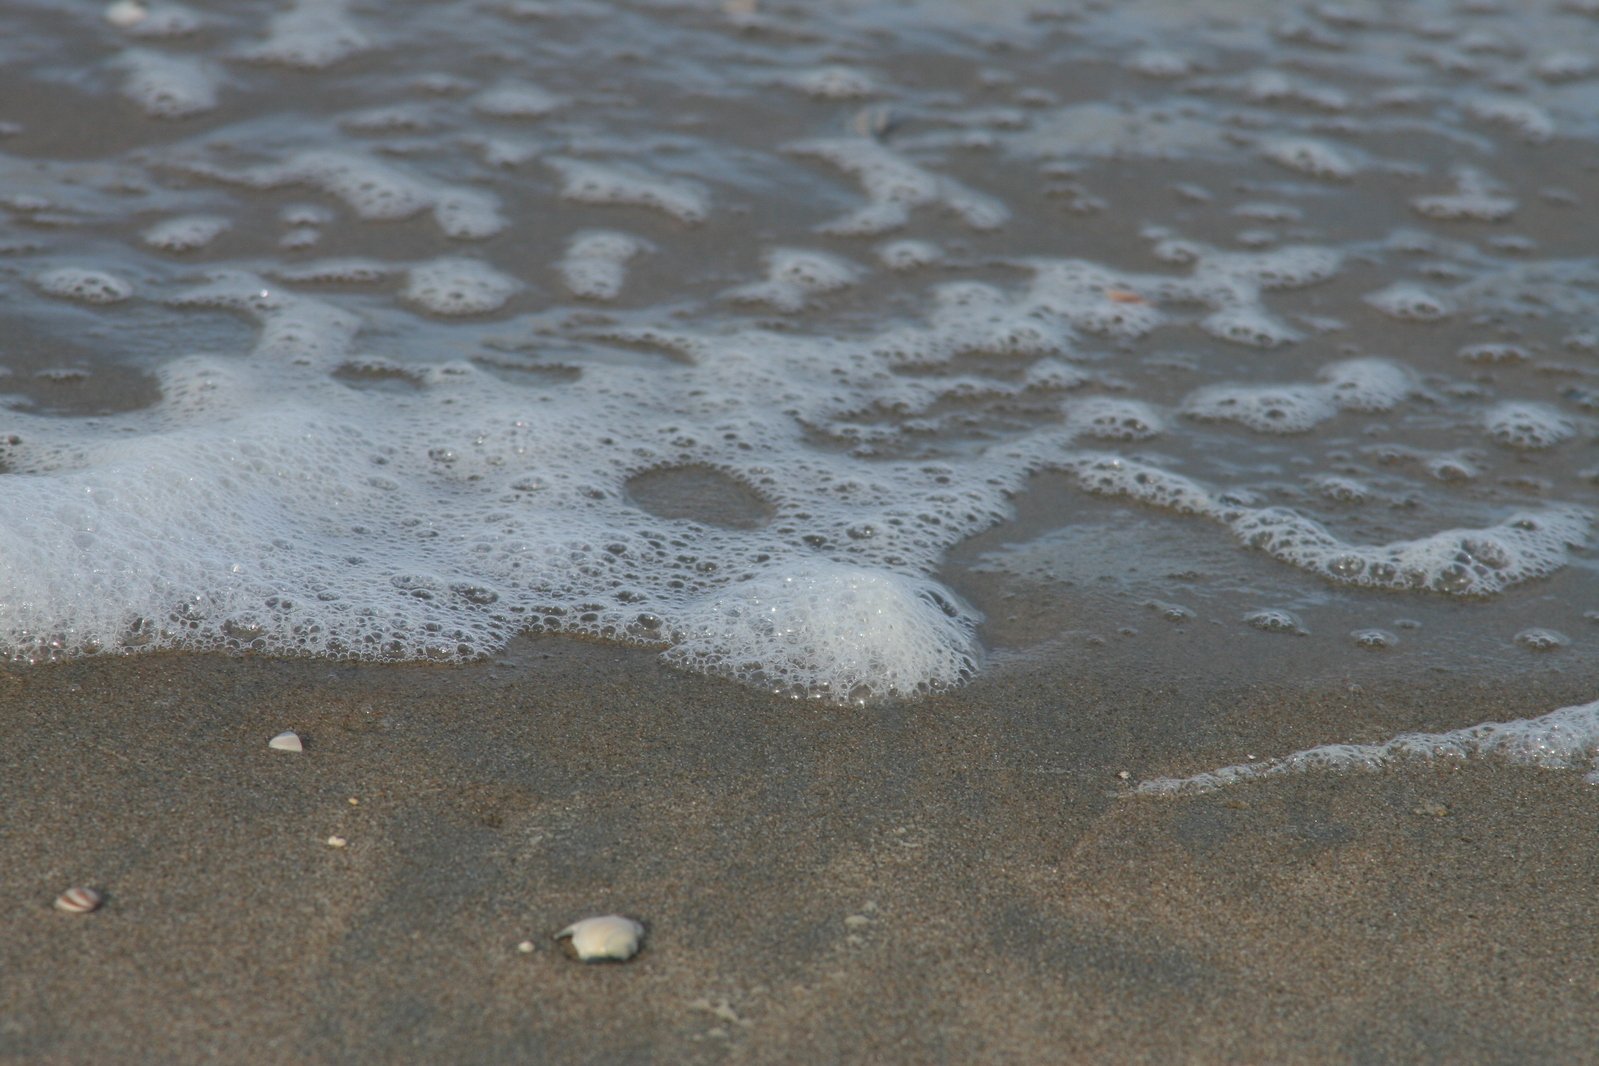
[1,0,1596,776]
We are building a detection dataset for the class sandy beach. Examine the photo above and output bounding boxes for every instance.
[5,643,1598,1064]
[5,1,1599,1061]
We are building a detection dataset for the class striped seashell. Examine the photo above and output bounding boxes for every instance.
[556,915,645,962]
[54,886,103,914]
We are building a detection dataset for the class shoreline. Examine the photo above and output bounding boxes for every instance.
[5,641,1598,1062]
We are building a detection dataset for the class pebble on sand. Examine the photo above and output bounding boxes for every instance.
[54,886,103,914]
[268,730,303,752]
[556,915,645,962]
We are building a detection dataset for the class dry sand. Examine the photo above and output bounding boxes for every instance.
[4,641,1598,1064]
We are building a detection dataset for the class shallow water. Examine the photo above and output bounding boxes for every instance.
[1,0,1596,711]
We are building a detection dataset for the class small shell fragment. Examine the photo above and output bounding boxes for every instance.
[268,730,303,752]
[54,886,103,914]
[326,835,347,848]
[516,939,536,954]
[556,914,644,962]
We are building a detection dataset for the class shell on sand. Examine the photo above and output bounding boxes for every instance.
[555,915,645,962]
[268,730,303,752]
[54,886,103,914]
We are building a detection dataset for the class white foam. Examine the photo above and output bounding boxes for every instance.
[185,150,505,239]
[1516,627,1570,651]
[1242,70,1350,111]
[115,3,202,38]
[117,49,219,118]
[143,215,229,252]
[1411,167,1517,222]
[1259,137,1357,180]
[403,258,519,316]
[239,0,371,69]
[874,239,942,271]
[784,66,879,100]
[1364,282,1451,321]
[1243,608,1306,635]
[726,249,861,312]
[557,231,648,301]
[1183,384,1335,433]
[271,258,395,285]
[1534,52,1596,82]
[1484,401,1577,449]
[1466,96,1554,143]
[1137,699,1599,796]
[1125,49,1196,79]
[1064,398,1162,442]
[662,563,979,700]
[548,158,709,224]
[472,82,563,120]
[0,272,1023,696]
[33,268,133,305]
[786,138,1009,235]
[1057,452,1590,596]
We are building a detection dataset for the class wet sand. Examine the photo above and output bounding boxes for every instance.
[5,643,1598,1064]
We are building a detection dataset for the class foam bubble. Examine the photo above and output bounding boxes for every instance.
[1535,52,1596,82]
[472,82,563,119]
[403,258,519,316]
[1182,358,1406,434]
[786,138,1009,235]
[1259,137,1357,180]
[662,563,979,701]
[168,272,361,369]
[1065,398,1162,442]
[186,150,506,239]
[1137,699,1599,795]
[1516,627,1569,651]
[1365,283,1451,322]
[1484,402,1577,449]
[1457,342,1529,364]
[548,158,709,224]
[33,268,133,305]
[557,231,649,301]
[1184,385,1335,433]
[727,249,861,312]
[1242,70,1349,111]
[1244,608,1306,634]
[1228,507,1592,596]
[117,49,219,118]
[1317,358,1410,411]
[143,215,229,252]
[1125,49,1196,79]
[115,3,203,38]
[239,0,371,69]
[785,66,879,100]
[272,258,396,285]
[1411,167,1517,222]
[1350,628,1397,649]
[875,239,942,271]
[1467,96,1554,142]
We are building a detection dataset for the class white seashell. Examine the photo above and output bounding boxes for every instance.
[516,939,536,954]
[556,915,644,962]
[326,835,347,848]
[54,886,103,914]
[104,0,148,27]
[268,730,303,752]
